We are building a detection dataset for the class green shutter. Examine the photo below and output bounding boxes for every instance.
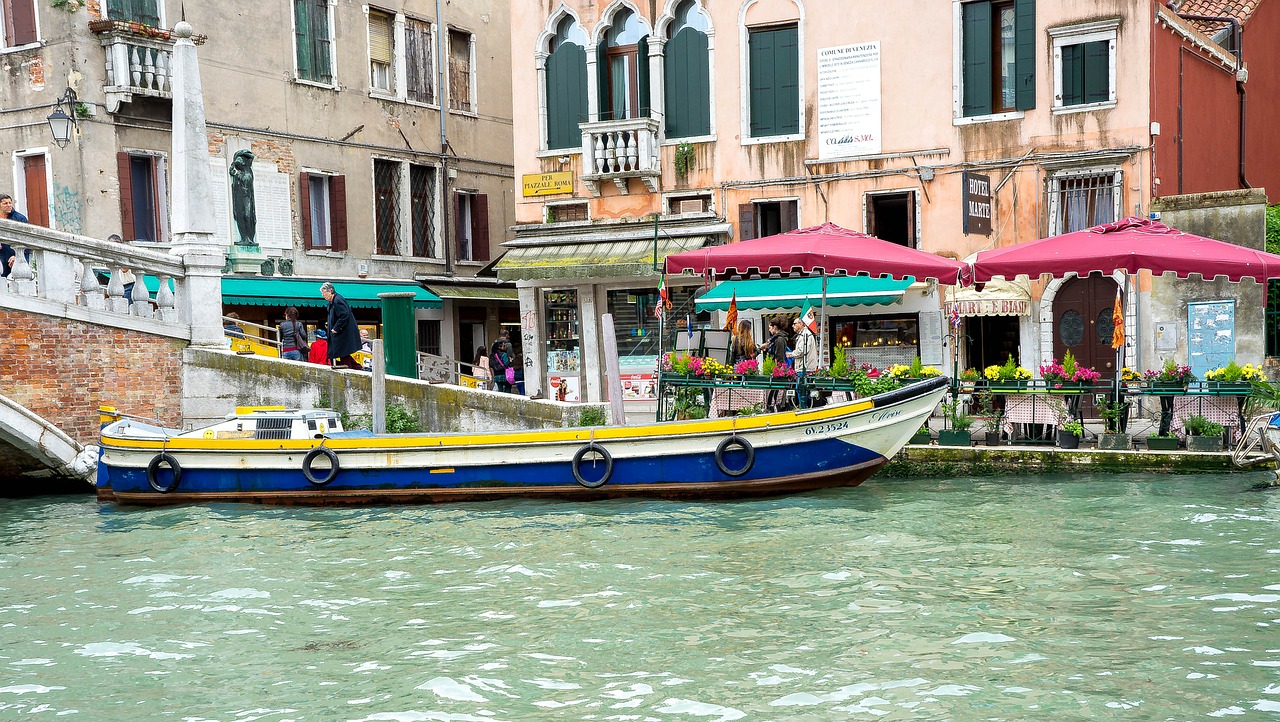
[1083,40,1110,104]
[637,36,650,117]
[311,0,332,83]
[748,26,798,137]
[547,43,587,150]
[294,0,313,80]
[1061,43,1082,106]
[1014,0,1036,111]
[962,2,992,117]
[596,43,610,121]
[665,27,710,138]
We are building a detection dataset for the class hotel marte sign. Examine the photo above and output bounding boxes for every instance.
[962,171,992,235]
[521,171,573,197]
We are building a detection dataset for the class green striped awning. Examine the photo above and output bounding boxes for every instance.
[219,277,442,309]
[695,276,913,312]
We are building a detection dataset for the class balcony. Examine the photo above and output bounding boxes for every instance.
[88,20,200,112]
[579,117,661,197]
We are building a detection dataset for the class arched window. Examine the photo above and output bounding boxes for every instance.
[664,0,711,138]
[546,17,589,150]
[599,9,649,121]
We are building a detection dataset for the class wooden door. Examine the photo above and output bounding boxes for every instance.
[22,155,49,227]
[1053,274,1118,377]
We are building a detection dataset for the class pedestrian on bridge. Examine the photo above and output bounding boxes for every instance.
[278,306,310,361]
[320,282,362,370]
[1,193,29,278]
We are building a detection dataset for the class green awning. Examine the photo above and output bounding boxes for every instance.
[219,277,442,309]
[695,276,913,311]
[495,237,709,281]
[423,283,518,301]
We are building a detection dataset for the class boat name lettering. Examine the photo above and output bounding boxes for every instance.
[805,421,850,436]
[871,409,902,423]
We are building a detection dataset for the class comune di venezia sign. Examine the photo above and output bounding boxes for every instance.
[521,171,573,197]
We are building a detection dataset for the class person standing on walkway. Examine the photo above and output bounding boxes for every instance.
[1,193,29,278]
[491,329,514,393]
[321,282,362,369]
[278,306,309,361]
[788,316,820,408]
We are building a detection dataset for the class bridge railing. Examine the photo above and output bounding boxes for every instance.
[0,219,189,326]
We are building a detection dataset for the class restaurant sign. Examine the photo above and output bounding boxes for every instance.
[946,298,1030,317]
[962,171,992,235]
[521,171,573,197]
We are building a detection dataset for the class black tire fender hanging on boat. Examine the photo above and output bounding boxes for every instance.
[146,452,182,493]
[715,436,755,477]
[571,443,613,488]
[302,447,340,486]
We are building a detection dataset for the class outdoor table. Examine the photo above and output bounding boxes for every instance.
[1171,394,1244,440]
[710,387,770,418]
[1002,394,1067,443]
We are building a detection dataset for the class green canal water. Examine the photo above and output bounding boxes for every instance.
[2,474,1279,720]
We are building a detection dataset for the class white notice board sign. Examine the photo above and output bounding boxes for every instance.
[817,42,882,161]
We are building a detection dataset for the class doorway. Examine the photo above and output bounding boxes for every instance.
[1053,274,1119,377]
[966,316,1020,371]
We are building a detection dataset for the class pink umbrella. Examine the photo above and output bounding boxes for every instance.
[665,222,968,284]
[971,217,1280,283]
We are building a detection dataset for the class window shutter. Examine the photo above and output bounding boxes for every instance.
[329,174,347,252]
[300,173,313,250]
[738,203,756,241]
[904,192,917,248]
[637,35,650,118]
[311,0,332,83]
[1061,44,1082,106]
[406,19,433,103]
[369,10,393,65]
[780,200,798,233]
[454,193,465,259]
[117,152,136,241]
[546,42,587,149]
[293,0,312,78]
[1083,40,1110,104]
[472,193,490,261]
[665,27,710,138]
[10,0,38,46]
[775,27,799,134]
[961,2,992,117]
[596,42,610,121]
[22,155,48,227]
[1014,0,1036,111]
[748,29,775,136]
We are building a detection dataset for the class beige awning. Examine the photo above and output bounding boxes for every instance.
[945,279,1032,317]
[423,283,518,301]
[495,236,711,281]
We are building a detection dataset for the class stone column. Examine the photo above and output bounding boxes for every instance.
[166,21,226,349]
[517,285,543,399]
[580,285,602,402]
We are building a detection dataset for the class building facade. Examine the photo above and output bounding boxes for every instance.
[0,0,516,361]
[507,0,1278,403]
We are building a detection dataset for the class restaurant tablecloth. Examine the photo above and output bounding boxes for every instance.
[1002,394,1067,436]
[1171,396,1240,435]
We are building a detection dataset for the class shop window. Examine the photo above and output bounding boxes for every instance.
[545,16,588,150]
[1049,169,1120,234]
[417,319,441,356]
[2,0,39,47]
[747,23,799,137]
[866,191,917,248]
[738,199,797,241]
[293,0,334,85]
[117,152,167,242]
[598,8,649,121]
[664,0,711,138]
[300,171,348,251]
[959,0,1034,117]
[831,313,919,369]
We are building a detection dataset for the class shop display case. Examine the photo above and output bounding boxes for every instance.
[544,289,581,401]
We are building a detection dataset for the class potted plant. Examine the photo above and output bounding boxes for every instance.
[888,356,943,383]
[983,354,1032,390]
[937,399,973,446]
[1039,351,1101,393]
[1120,367,1144,394]
[1146,433,1180,451]
[972,391,1002,445]
[1183,414,1225,451]
[959,367,980,393]
[1057,419,1083,449]
[1144,358,1195,392]
[1096,399,1131,450]
[909,424,933,445]
[1203,360,1264,393]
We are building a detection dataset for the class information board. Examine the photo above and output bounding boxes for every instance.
[817,42,882,161]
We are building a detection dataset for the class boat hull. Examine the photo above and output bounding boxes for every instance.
[97,377,948,506]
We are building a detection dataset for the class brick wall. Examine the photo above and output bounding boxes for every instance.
[0,311,185,444]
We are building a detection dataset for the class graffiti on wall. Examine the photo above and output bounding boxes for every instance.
[52,184,82,234]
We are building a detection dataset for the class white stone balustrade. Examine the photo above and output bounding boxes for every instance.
[0,219,189,330]
[94,23,178,111]
[579,117,662,196]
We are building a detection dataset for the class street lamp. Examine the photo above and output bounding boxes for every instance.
[46,88,78,149]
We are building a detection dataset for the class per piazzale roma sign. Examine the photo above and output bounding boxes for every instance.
[521,172,573,197]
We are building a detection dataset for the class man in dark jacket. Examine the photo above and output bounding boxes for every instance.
[1,193,29,278]
[490,329,514,393]
[320,282,362,369]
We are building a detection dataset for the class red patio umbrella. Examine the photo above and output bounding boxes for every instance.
[971,217,1280,283]
[665,222,968,284]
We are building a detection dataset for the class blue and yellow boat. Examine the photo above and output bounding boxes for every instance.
[95,377,948,506]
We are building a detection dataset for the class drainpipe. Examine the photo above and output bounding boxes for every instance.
[437,0,454,274]
[1174,10,1249,189]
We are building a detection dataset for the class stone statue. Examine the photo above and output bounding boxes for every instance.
[228,149,258,247]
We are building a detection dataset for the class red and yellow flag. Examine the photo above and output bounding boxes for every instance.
[1111,287,1125,350]
[723,291,738,331]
